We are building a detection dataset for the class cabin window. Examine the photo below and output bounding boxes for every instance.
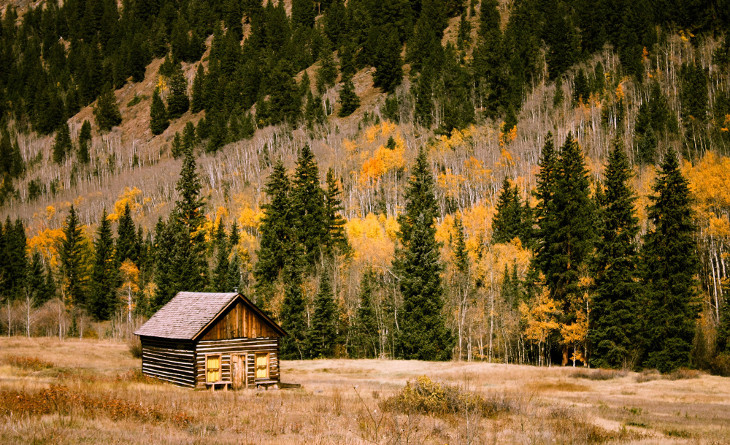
[255,353,269,379]
[206,354,221,383]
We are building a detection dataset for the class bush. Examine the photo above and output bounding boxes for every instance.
[128,337,143,358]
[4,355,55,371]
[710,354,730,377]
[572,369,627,380]
[381,376,513,418]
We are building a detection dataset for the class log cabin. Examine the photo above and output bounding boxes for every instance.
[135,292,286,390]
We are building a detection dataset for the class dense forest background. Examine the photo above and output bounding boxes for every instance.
[1,0,730,373]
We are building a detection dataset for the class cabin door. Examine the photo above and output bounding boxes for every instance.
[231,354,246,389]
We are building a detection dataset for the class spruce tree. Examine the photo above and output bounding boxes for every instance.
[491,177,523,244]
[307,267,339,358]
[254,161,292,310]
[279,245,307,359]
[89,209,120,320]
[324,168,349,256]
[590,140,643,369]
[60,205,89,309]
[94,84,122,132]
[191,63,207,113]
[351,268,379,358]
[373,25,403,94]
[212,236,231,292]
[1,218,27,300]
[338,77,360,117]
[150,89,169,135]
[291,145,327,270]
[316,48,338,95]
[641,150,700,372]
[167,63,190,119]
[394,148,453,360]
[52,123,72,164]
[116,203,137,263]
[173,144,208,292]
[77,120,91,164]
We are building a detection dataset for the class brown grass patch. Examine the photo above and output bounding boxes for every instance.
[528,381,589,392]
[0,384,192,427]
[3,355,55,371]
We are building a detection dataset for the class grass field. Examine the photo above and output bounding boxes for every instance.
[1,337,729,444]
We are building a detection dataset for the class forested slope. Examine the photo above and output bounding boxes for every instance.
[1,0,730,373]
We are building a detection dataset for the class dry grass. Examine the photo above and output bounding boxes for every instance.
[1,338,729,444]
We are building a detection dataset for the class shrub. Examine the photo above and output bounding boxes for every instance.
[381,376,513,418]
[572,369,628,380]
[128,337,143,358]
[710,354,730,377]
[5,355,55,371]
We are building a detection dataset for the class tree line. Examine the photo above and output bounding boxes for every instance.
[2,134,729,375]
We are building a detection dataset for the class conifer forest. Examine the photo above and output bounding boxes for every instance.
[2,0,730,376]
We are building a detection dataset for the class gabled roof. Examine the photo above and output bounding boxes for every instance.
[135,292,285,340]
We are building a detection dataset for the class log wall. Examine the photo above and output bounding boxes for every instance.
[140,337,196,387]
[195,337,280,388]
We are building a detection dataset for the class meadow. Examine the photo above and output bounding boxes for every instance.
[0,337,728,444]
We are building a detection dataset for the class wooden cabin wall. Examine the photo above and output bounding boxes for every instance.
[199,300,280,341]
[195,337,280,388]
[140,337,196,387]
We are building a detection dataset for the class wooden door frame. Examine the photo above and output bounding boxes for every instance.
[231,353,247,390]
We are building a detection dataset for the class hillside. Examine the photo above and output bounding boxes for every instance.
[0,1,729,373]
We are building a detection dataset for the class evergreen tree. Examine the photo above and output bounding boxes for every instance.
[27,251,52,307]
[306,267,339,358]
[338,77,360,117]
[60,205,89,309]
[291,145,327,270]
[291,0,316,29]
[324,168,349,256]
[77,120,92,164]
[173,144,208,292]
[52,123,72,164]
[473,0,506,115]
[491,177,523,244]
[279,244,307,359]
[1,218,27,300]
[89,209,120,320]
[351,268,379,358]
[94,84,122,132]
[191,63,207,113]
[590,140,643,369]
[212,236,231,292]
[641,150,700,372]
[150,89,169,135]
[394,148,453,360]
[573,68,589,104]
[167,63,190,119]
[254,161,292,310]
[316,48,338,95]
[116,203,137,263]
[373,25,403,94]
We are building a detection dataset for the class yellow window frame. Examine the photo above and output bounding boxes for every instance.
[205,354,222,383]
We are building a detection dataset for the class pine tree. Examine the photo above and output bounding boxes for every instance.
[212,236,231,292]
[27,251,52,307]
[116,203,137,264]
[373,25,403,94]
[94,84,122,132]
[60,205,90,309]
[351,268,379,358]
[77,120,91,164]
[324,168,349,256]
[316,47,338,95]
[254,161,292,310]
[279,245,307,359]
[641,150,700,372]
[173,144,208,292]
[167,63,190,119]
[191,63,207,113]
[306,267,339,358]
[338,77,360,117]
[150,89,169,135]
[52,123,72,164]
[291,145,327,270]
[590,140,643,369]
[89,209,120,320]
[492,177,523,244]
[1,218,27,300]
[291,0,316,29]
[394,148,453,360]
[473,0,505,115]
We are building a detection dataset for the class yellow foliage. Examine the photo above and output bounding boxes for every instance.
[437,170,465,199]
[109,187,143,220]
[520,288,561,345]
[345,213,396,268]
[156,75,167,93]
[45,205,56,220]
[27,228,64,268]
[238,207,263,229]
[343,138,358,153]
[359,134,406,184]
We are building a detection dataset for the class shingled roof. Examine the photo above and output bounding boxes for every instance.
[135,292,285,340]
